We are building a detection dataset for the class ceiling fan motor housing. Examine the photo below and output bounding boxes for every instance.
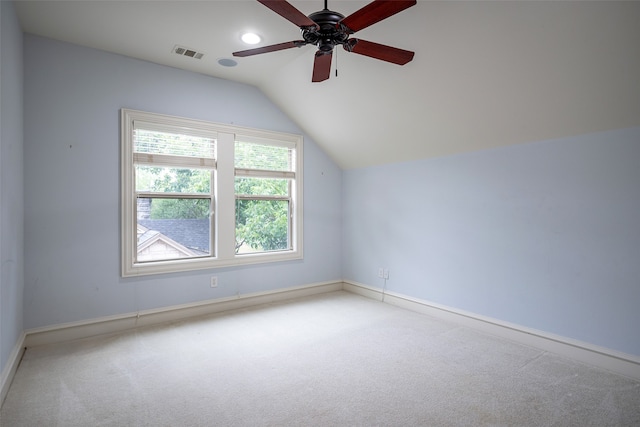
[303,9,348,52]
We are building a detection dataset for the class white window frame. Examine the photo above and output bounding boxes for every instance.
[121,109,303,277]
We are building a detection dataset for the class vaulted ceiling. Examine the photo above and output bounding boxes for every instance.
[14,0,640,169]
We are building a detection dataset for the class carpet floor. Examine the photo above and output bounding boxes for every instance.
[2,291,639,426]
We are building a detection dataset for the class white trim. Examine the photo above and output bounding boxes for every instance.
[216,131,237,260]
[8,279,638,405]
[121,109,304,277]
[24,281,342,348]
[1,332,26,407]
[342,280,640,381]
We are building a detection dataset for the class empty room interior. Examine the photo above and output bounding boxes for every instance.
[1,0,640,425]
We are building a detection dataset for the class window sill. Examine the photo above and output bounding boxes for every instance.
[122,249,303,277]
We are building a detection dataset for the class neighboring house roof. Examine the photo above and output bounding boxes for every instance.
[138,219,210,253]
[136,223,209,262]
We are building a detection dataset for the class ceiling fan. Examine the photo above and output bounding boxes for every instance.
[233,0,416,82]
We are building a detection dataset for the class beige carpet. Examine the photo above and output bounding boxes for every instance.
[2,291,639,426]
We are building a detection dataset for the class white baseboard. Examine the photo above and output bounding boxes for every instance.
[343,280,640,381]
[24,281,342,348]
[1,331,26,407]
[10,278,639,403]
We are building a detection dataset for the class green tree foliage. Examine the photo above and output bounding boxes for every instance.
[234,142,292,253]
[152,198,210,220]
[137,166,211,219]
[235,177,289,253]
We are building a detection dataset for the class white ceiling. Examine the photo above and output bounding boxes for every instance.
[14,0,640,169]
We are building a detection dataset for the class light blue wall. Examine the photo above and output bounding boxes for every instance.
[16,30,640,361]
[343,127,640,356]
[23,35,342,329]
[0,0,24,375]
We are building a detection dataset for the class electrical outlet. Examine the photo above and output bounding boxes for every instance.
[378,268,384,278]
[210,276,218,288]
[383,269,390,279]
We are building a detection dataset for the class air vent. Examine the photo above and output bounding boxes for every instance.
[173,45,204,60]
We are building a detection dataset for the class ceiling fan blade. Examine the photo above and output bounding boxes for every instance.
[339,0,416,33]
[312,51,333,82]
[233,40,307,57]
[344,39,414,65]
[258,0,319,30]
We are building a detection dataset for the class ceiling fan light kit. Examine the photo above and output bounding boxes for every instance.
[232,0,416,82]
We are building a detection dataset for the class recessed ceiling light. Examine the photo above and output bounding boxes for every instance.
[241,32,261,45]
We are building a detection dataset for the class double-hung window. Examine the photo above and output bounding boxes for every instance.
[234,137,296,254]
[121,109,303,276]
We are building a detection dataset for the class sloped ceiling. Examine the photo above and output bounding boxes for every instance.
[14,0,640,169]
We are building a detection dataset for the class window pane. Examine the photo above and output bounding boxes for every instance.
[136,166,210,193]
[137,198,211,262]
[134,129,215,158]
[235,177,288,197]
[235,199,289,254]
[235,141,292,171]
